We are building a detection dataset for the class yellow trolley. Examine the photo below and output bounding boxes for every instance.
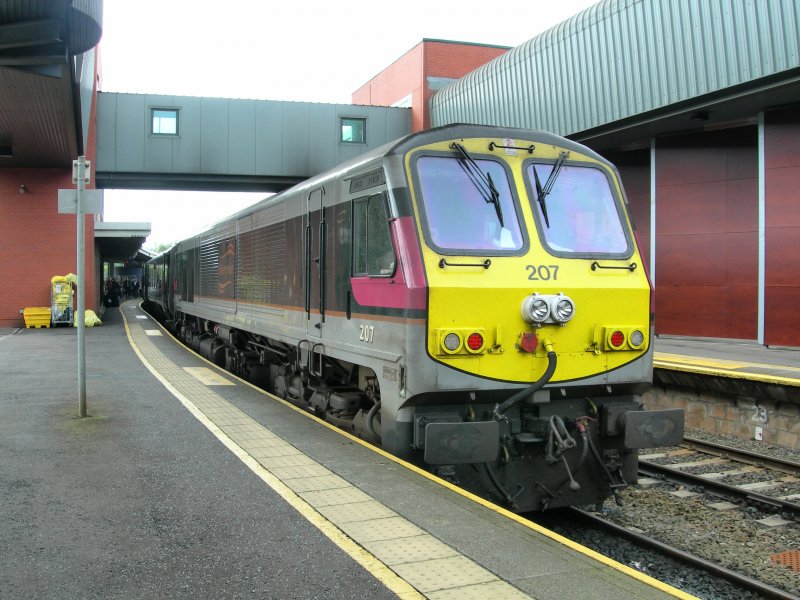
[51,275,74,326]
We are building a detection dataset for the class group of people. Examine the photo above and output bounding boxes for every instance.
[103,276,140,307]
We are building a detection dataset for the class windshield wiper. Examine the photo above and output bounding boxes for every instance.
[450,142,504,227]
[531,151,569,229]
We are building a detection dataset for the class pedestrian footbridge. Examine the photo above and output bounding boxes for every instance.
[95,93,411,193]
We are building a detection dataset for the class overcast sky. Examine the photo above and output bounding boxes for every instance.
[99,0,599,250]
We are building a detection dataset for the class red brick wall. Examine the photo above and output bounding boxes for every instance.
[352,43,425,130]
[420,41,508,130]
[0,170,97,327]
[653,127,758,339]
[352,40,508,132]
[764,108,800,347]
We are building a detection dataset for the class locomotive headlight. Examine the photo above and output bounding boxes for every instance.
[629,329,645,348]
[551,294,575,323]
[522,294,550,324]
[442,332,462,353]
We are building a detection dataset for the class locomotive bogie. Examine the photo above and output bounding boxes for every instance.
[144,124,683,512]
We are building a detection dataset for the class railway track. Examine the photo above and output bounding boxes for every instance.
[639,436,800,515]
[565,507,799,600]
[681,437,800,476]
[530,437,800,598]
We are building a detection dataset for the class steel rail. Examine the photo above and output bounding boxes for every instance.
[567,507,798,600]
[639,460,800,516]
[682,436,800,477]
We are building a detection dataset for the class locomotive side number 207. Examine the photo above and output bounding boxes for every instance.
[359,324,375,343]
[526,265,559,281]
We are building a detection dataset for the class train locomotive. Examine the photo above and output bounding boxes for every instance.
[144,123,683,512]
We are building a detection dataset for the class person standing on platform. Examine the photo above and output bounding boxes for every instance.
[110,278,121,307]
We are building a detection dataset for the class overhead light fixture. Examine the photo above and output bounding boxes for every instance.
[19,184,26,194]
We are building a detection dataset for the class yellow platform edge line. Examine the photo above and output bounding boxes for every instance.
[654,356,800,388]
[656,351,800,373]
[122,309,425,600]
[131,303,696,600]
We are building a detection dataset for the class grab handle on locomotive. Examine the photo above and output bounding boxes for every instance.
[438,258,491,269]
[590,261,637,272]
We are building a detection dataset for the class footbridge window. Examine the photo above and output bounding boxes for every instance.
[151,108,179,135]
[341,117,366,143]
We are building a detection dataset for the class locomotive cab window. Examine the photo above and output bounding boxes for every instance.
[414,153,524,254]
[352,193,395,277]
[525,162,631,257]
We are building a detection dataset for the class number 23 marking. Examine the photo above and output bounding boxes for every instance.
[526,265,559,280]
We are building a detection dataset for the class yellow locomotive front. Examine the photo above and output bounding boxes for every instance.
[412,135,649,384]
[402,127,683,510]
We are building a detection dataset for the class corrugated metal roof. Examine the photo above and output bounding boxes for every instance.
[430,0,800,136]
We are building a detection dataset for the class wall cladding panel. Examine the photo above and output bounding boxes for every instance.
[764,109,800,346]
[765,166,800,228]
[114,94,146,171]
[654,127,758,339]
[724,232,758,287]
[656,233,726,286]
[200,98,230,175]
[655,284,726,338]
[765,283,800,347]
[174,96,202,173]
[608,149,652,266]
[229,100,257,175]
[725,285,758,339]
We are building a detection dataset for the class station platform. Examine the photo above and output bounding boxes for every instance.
[0,303,690,600]
[654,337,800,388]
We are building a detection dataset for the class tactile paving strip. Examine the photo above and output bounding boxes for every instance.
[122,305,532,599]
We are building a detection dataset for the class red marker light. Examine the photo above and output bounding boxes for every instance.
[519,332,538,353]
[610,330,625,348]
[467,333,484,351]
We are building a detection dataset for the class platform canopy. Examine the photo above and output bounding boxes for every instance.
[0,0,103,166]
[94,221,150,260]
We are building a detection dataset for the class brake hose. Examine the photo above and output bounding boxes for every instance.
[494,340,557,418]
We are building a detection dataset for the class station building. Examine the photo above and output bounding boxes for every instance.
[419,0,800,349]
[1,0,799,350]
[0,1,104,328]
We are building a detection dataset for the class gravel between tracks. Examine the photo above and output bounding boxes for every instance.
[686,428,800,465]
[545,428,800,600]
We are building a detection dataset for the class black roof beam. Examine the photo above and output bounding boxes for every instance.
[0,19,62,51]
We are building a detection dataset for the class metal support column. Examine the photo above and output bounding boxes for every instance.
[75,156,87,417]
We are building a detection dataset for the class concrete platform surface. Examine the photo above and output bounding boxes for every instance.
[0,303,690,599]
